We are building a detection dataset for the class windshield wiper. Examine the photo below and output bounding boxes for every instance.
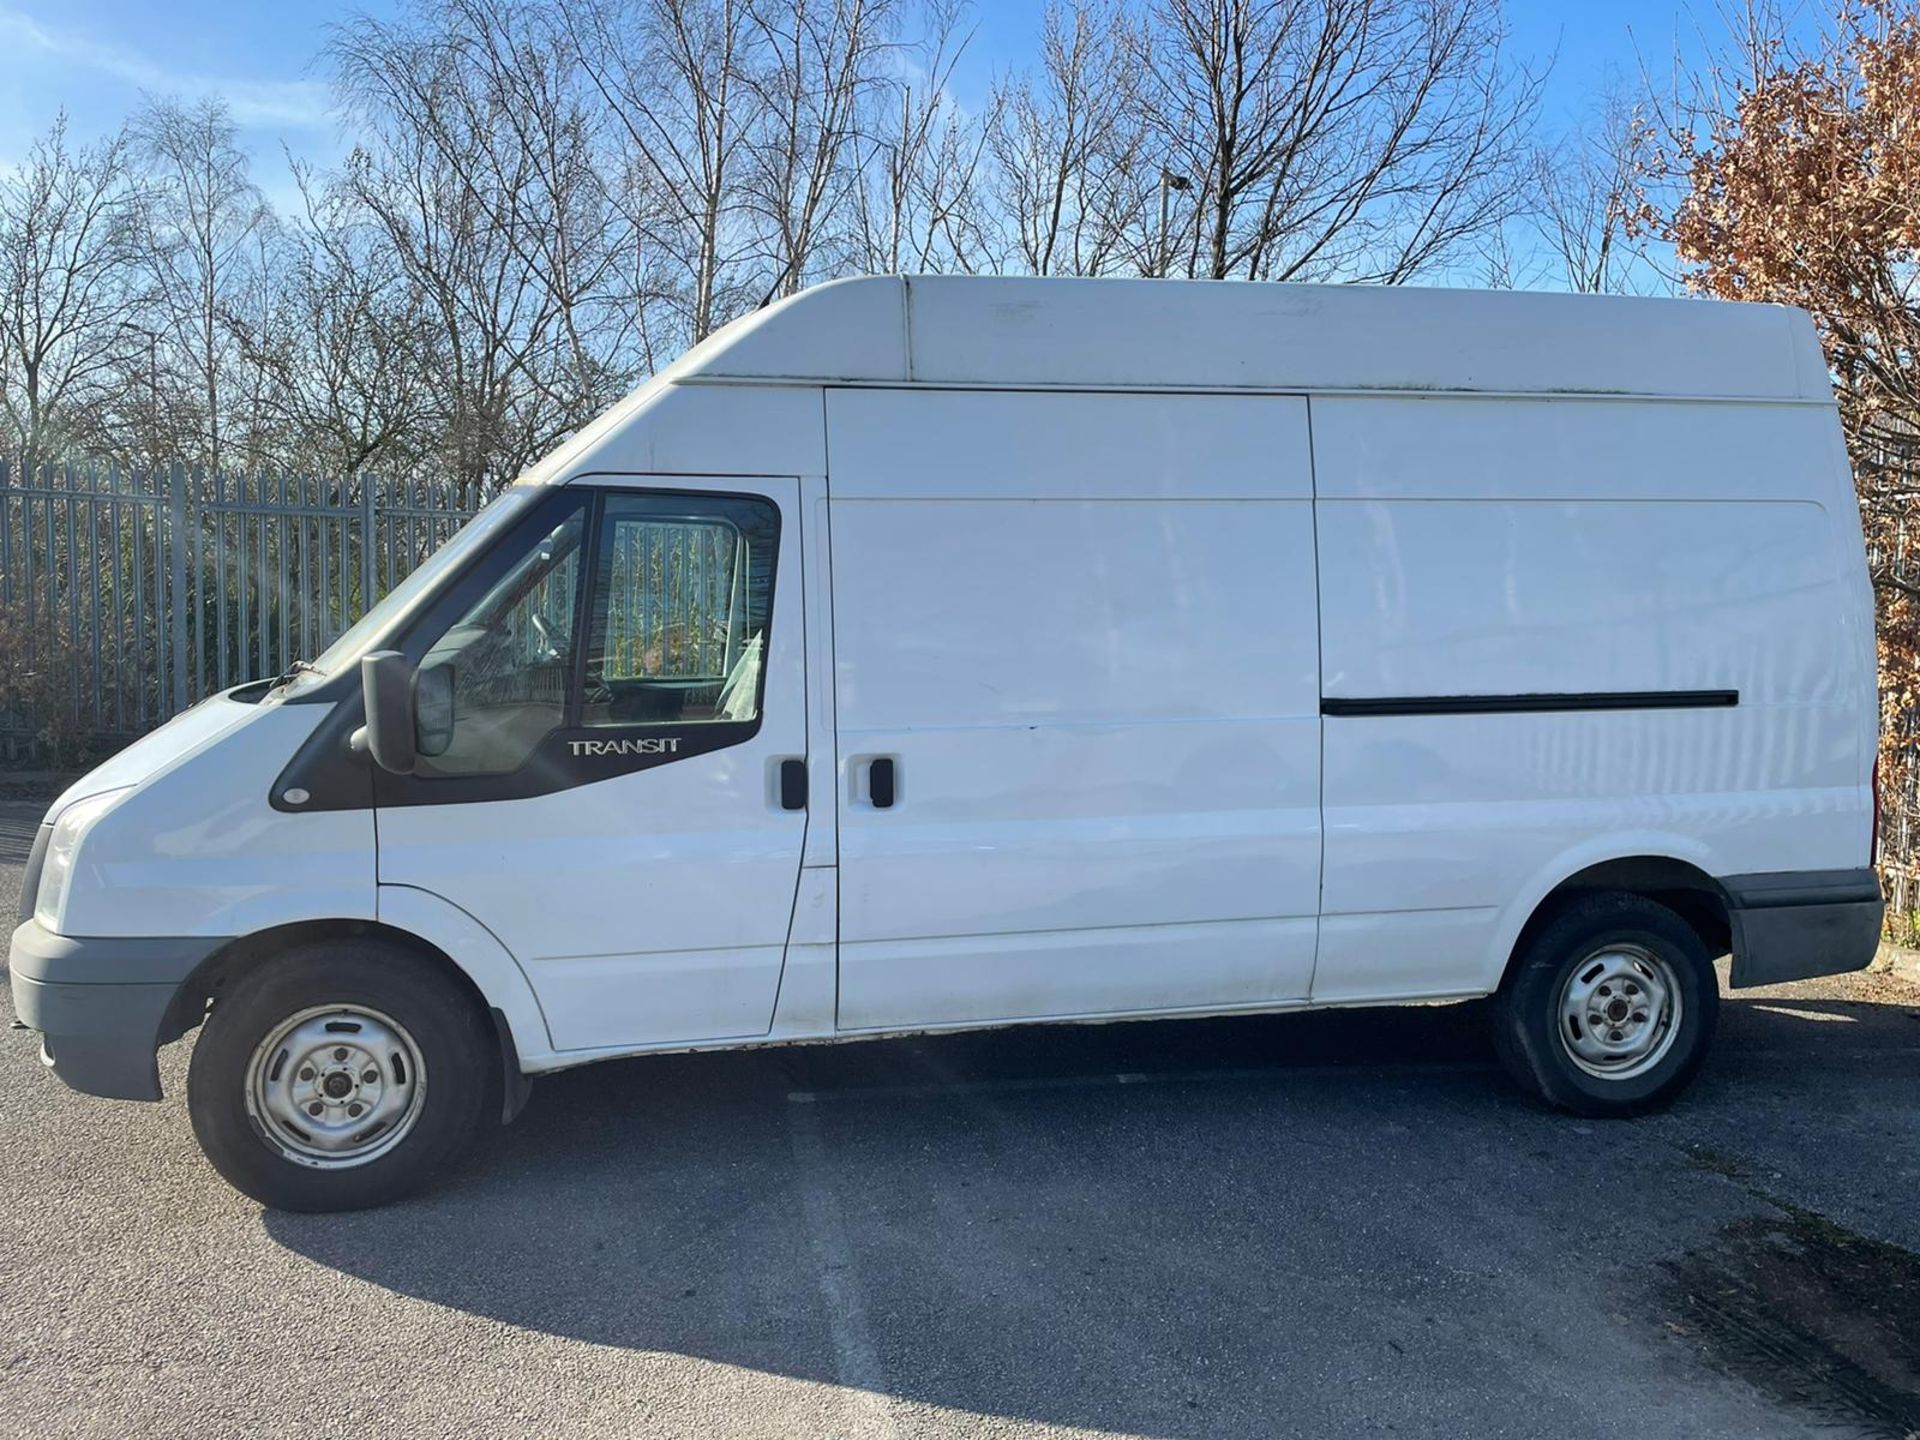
[269,658,322,689]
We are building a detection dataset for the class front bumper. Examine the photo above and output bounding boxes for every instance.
[8,921,225,1101]
[1725,868,1884,989]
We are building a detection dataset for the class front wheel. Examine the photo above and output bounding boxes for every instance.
[1491,893,1719,1117]
[187,940,493,1211]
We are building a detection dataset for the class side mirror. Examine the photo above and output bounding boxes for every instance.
[359,651,417,774]
[415,661,455,758]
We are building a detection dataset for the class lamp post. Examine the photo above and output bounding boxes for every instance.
[1158,169,1191,278]
[120,322,161,462]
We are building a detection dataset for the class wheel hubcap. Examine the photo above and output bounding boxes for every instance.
[245,1006,427,1169]
[1556,944,1683,1081]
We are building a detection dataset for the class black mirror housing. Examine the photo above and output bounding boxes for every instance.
[360,650,418,774]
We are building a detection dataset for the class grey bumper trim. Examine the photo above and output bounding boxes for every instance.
[1723,867,1884,988]
[8,921,228,1101]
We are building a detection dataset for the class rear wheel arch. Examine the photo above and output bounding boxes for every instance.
[1500,855,1732,993]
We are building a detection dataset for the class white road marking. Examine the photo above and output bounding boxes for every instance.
[787,1097,901,1439]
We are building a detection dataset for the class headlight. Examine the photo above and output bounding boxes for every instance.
[33,790,129,935]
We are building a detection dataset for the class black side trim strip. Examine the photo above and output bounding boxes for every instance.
[1320,690,1738,718]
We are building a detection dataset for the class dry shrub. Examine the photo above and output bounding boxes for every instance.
[0,591,87,768]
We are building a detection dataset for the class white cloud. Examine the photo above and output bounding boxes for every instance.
[0,7,332,130]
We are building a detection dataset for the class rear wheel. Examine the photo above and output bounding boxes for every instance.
[1491,893,1719,1116]
[187,940,492,1211]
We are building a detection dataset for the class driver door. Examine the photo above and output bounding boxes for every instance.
[373,476,809,1052]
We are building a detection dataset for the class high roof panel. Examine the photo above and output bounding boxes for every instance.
[676,274,1826,402]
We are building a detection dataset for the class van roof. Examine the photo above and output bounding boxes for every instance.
[514,275,1833,487]
[664,275,1830,404]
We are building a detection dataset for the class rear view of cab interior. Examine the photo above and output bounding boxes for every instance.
[9,274,1883,1210]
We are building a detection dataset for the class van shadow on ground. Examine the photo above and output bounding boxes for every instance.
[263,995,1919,1439]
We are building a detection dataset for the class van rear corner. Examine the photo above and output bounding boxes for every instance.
[1722,869,1885,989]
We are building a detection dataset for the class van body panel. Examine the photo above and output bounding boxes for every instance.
[1311,393,1873,1001]
[1316,497,1850,700]
[799,477,839,867]
[521,379,829,487]
[827,390,1322,1030]
[57,703,375,938]
[1814,404,1885,797]
[1309,395,1851,502]
[765,866,838,1038]
[668,274,909,386]
[676,276,1825,402]
[898,276,1812,399]
[48,688,263,818]
[825,387,1312,499]
[839,917,1320,1031]
[374,883,556,1059]
[1411,828,1729,1006]
[371,474,811,1052]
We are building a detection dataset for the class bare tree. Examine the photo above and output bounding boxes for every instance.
[0,117,144,474]
[134,97,273,474]
[567,0,760,344]
[240,166,434,476]
[989,0,1150,276]
[0,0,1585,491]
[1532,93,1666,295]
[430,0,632,403]
[332,2,627,486]
[742,0,895,298]
[851,0,993,274]
[1142,0,1540,283]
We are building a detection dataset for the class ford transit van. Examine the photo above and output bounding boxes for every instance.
[8,276,1884,1211]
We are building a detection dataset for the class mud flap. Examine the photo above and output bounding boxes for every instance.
[1724,869,1883,988]
[491,1007,533,1124]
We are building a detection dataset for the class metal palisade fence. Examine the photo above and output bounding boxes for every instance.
[0,458,486,757]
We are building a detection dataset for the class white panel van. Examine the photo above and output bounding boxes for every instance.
[8,277,1883,1211]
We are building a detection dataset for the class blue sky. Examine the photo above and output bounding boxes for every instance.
[0,0,1785,213]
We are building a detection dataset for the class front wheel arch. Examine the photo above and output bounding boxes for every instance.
[163,919,525,1119]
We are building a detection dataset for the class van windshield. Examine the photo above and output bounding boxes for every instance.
[275,487,538,696]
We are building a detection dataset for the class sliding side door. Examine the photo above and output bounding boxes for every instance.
[827,389,1322,1032]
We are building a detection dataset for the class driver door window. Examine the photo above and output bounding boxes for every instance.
[582,493,779,728]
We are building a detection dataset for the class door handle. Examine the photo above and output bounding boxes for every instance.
[869,756,897,810]
[779,758,807,811]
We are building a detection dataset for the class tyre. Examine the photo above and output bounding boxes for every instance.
[1490,892,1719,1117]
[187,939,492,1211]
